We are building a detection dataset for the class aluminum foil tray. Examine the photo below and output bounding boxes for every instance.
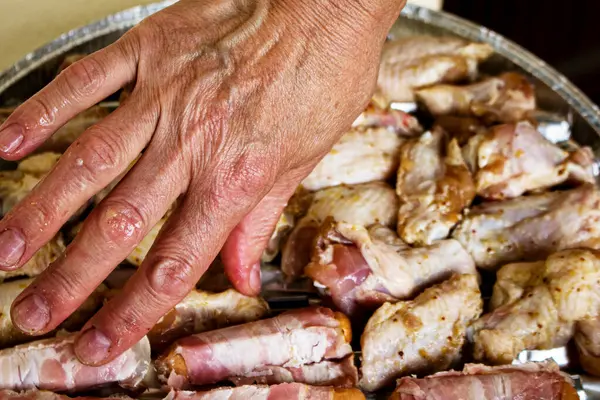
[1,2,600,399]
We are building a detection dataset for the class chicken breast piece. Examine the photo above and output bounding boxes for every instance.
[471,249,600,364]
[306,221,476,316]
[0,234,65,282]
[359,274,482,392]
[281,182,398,279]
[0,107,110,155]
[390,361,578,400]
[452,184,600,269]
[156,307,355,389]
[396,129,475,245]
[415,72,536,123]
[0,279,106,349]
[0,334,151,392]
[0,153,61,215]
[376,36,493,104]
[575,318,600,377]
[164,384,366,400]
[301,127,406,192]
[148,289,269,352]
[462,122,595,200]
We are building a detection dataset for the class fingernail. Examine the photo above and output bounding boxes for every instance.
[12,293,50,332]
[75,327,112,365]
[0,125,24,154]
[249,263,261,294]
[0,229,25,268]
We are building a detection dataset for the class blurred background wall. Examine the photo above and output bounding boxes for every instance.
[444,0,600,105]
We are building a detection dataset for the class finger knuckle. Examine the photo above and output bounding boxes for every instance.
[28,96,57,128]
[146,256,196,300]
[215,148,277,205]
[26,198,59,232]
[95,199,147,245]
[61,56,106,98]
[75,128,124,176]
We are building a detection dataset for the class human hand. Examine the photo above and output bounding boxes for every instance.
[0,0,405,365]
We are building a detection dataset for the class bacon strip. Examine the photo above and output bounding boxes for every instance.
[156,307,355,389]
[390,362,578,400]
[0,390,132,400]
[164,384,365,400]
[0,335,151,392]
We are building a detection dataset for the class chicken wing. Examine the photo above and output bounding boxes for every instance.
[0,334,151,392]
[415,72,535,123]
[148,289,269,351]
[470,249,600,364]
[396,128,475,245]
[0,279,106,349]
[164,384,365,400]
[376,36,493,104]
[301,127,409,192]
[156,307,355,389]
[306,221,476,316]
[0,234,65,282]
[390,361,578,400]
[351,102,422,135]
[281,182,398,279]
[462,122,595,200]
[359,274,482,392]
[452,184,600,269]
[432,115,486,146]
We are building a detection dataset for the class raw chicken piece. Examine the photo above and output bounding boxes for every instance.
[415,72,536,123]
[489,260,543,310]
[470,249,600,364]
[0,334,151,392]
[0,107,109,154]
[396,128,475,245]
[148,289,269,351]
[0,153,60,215]
[575,318,600,377]
[16,153,61,177]
[306,221,476,316]
[390,361,578,400]
[462,122,595,200]
[351,102,422,135]
[156,307,355,389]
[0,234,65,282]
[0,279,106,349]
[164,384,365,400]
[301,128,406,191]
[359,274,482,392]
[281,182,398,279]
[432,115,486,146]
[0,390,133,400]
[452,184,600,270]
[376,36,493,104]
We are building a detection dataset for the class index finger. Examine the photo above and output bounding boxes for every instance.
[0,35,139,160]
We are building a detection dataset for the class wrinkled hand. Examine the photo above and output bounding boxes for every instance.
[0,0,404,364]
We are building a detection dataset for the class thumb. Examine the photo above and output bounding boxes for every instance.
[220,179,298,296]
